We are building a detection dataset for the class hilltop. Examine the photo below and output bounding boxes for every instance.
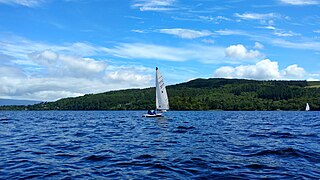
[1,78,320,111]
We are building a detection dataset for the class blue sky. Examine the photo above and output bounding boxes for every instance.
[1,0,320,101]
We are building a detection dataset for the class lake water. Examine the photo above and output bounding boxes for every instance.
[0,111,319,179]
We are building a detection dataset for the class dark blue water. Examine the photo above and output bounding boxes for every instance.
[0,111,319,179]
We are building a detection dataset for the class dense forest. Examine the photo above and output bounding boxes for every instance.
[2,78,320,111]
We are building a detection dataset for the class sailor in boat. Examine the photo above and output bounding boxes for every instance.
[146,106,155,115]
[147,109,157,115]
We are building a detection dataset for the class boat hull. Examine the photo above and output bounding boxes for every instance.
[142,113,162,117]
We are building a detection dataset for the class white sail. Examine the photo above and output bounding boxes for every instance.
[155,67,169,111]
[306,103,310,111]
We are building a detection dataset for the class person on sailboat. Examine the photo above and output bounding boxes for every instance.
[147,106,153,115]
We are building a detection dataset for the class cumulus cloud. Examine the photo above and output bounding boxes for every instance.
[158,28,213,39]
[132,0,176,11]
[214,59,280,80]
[279,0,320,5]
[105,65,153,85]
[281,64,306,79]
[29,50,106,77]
[225,44,263,59]
[214,59,310,80]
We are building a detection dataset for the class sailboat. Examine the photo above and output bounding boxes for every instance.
[143,67,169,117]
[305,103,310,111]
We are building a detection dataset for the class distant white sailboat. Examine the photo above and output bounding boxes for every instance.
[305,103,310,111]
[143,67,169,117]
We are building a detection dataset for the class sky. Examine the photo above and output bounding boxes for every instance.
[0,0,320,101]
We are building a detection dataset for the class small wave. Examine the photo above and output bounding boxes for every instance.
[55,153,77,158]
[247,147,300,157]
[245,147,320,163]
[173,126,195,133]
[42,171,60,178]
[248,134,269,138]
[135,154,153,159]
[83,155,110,161]
[269,132,296,138]
[300,133,318,138]
[32,151,46,155]
[177,126,195,130]
[244,163,277,170]
[75,132,86,137]
[152,163,174,171]
[115,162,153,167]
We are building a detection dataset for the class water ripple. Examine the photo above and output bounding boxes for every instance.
[0,111,319,179]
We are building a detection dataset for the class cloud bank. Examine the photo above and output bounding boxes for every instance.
[214,59,310,80]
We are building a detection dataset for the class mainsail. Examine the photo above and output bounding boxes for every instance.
[306,103,310,111]
[155,67,169,111]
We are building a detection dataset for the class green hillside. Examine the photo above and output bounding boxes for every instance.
[2,78,320,111]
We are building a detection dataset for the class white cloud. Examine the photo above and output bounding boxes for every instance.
[0,34,229,64]
[270,38,320,51]
[0,66,25,78]
[29,50,106,77]
[0,36,100,61]
[225,44,263,59]
[0,0,44,7]
[0,64,153,101]
[279,0,320,5]
[101,43,226,63]
[262,26,276,30]
[254,42,264,49]
[0,35,155,101]
[213,66,235,79]
[198,15,231,24]
[214,59,311,80]
[215,29,249,36]
[313,30,320,33]
[281,64,306,79]
[259,25,300,37]
[235,13,279,20]
[214,59,280,80]
[202,39,215,44]
[132,0,176,11]
[105,71,152,85]
[132,29,145,33]
[105,65,153,84]
[158,28,213,39]
[273,30,300,37]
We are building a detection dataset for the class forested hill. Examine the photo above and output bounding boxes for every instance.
[2,78,320,111]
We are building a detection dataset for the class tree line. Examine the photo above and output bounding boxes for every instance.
[1,78,320,111]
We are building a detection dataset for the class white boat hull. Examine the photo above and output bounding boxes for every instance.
[142,113,162,117]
